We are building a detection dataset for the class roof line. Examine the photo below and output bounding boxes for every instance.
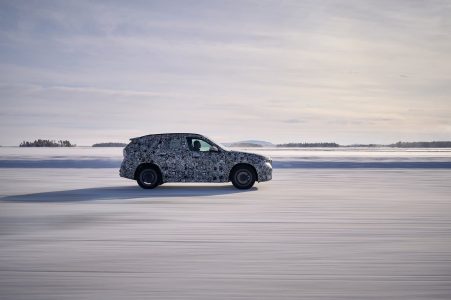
[130,133,203,140]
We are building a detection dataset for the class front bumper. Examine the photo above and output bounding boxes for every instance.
[257,161,272,182]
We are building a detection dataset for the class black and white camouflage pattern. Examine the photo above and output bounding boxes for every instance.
[119,133,272,183]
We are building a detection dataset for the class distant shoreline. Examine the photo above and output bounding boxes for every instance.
[3,140,451,148]
[92,142,127,147]
[276,141,451,148]
[2,145,451,149]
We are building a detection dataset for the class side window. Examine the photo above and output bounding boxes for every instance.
[186,137,213,152]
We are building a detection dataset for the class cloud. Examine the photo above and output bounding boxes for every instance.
[0,0,450,145]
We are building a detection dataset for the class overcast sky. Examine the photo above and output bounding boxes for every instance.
[1,0,450,145]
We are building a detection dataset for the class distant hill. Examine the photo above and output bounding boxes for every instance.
[224,140,273,147]
[20,139,76,147]
[228,142,263,148]
[92,142,127,147]
[240,140,274,147]
[346,144,383,147]
[277,142,340,148]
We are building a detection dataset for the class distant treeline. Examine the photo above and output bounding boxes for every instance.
[388,141,451,148]
[92,142,127,147]
[277,142,340,147]
[20,139,76,147]
[277,141,451,148]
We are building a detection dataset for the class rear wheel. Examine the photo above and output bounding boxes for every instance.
[137,167,160,189]
[231,166,256,189]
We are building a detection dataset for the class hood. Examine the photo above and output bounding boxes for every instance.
[229,150,270,161]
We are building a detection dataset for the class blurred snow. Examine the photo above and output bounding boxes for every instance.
[1,147,451,168]
[0,146,123,160]
[2,146,451,160]
[1,149,451,299]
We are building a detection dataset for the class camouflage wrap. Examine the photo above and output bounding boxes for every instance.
[120,133,272,183]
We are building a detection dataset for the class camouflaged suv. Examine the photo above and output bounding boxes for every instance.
[120,133,272,189]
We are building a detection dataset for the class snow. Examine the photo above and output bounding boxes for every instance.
[1,148,451,299]
[1,146,451,168]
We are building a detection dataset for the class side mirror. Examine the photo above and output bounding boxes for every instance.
[209,146,219,152]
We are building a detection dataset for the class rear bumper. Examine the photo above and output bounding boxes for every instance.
[119,160,135,179]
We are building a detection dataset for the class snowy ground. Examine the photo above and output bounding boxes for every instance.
[1,148,451,299]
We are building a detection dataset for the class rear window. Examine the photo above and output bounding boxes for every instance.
[168,137,182,149]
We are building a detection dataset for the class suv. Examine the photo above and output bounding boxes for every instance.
[120,133,272,189]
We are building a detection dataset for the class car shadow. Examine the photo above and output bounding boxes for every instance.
[0,185,257,203]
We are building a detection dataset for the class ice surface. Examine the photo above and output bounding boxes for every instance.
[1,149,451,299]
[1,147,451,168]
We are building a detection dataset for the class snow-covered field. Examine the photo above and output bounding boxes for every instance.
[1,147,451,299]
[1,146,451,168]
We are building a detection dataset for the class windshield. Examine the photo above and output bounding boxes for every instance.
[204,135,230,151]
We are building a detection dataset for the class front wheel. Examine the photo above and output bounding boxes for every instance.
[231,166,256,189]
[137,167,160,189]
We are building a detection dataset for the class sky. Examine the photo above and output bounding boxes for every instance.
[0,0,450,146]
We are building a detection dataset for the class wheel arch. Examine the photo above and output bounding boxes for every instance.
[229,163,258,182]
[134,162,163,183]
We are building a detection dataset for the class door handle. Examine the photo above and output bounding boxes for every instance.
[192,153,200,158]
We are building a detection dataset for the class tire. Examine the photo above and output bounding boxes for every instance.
[231,165,256,189]
[137,167,160,189]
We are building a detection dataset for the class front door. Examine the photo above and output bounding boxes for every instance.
[185,136,224,182]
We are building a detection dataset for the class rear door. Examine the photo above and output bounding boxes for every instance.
[159,136,186,182]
